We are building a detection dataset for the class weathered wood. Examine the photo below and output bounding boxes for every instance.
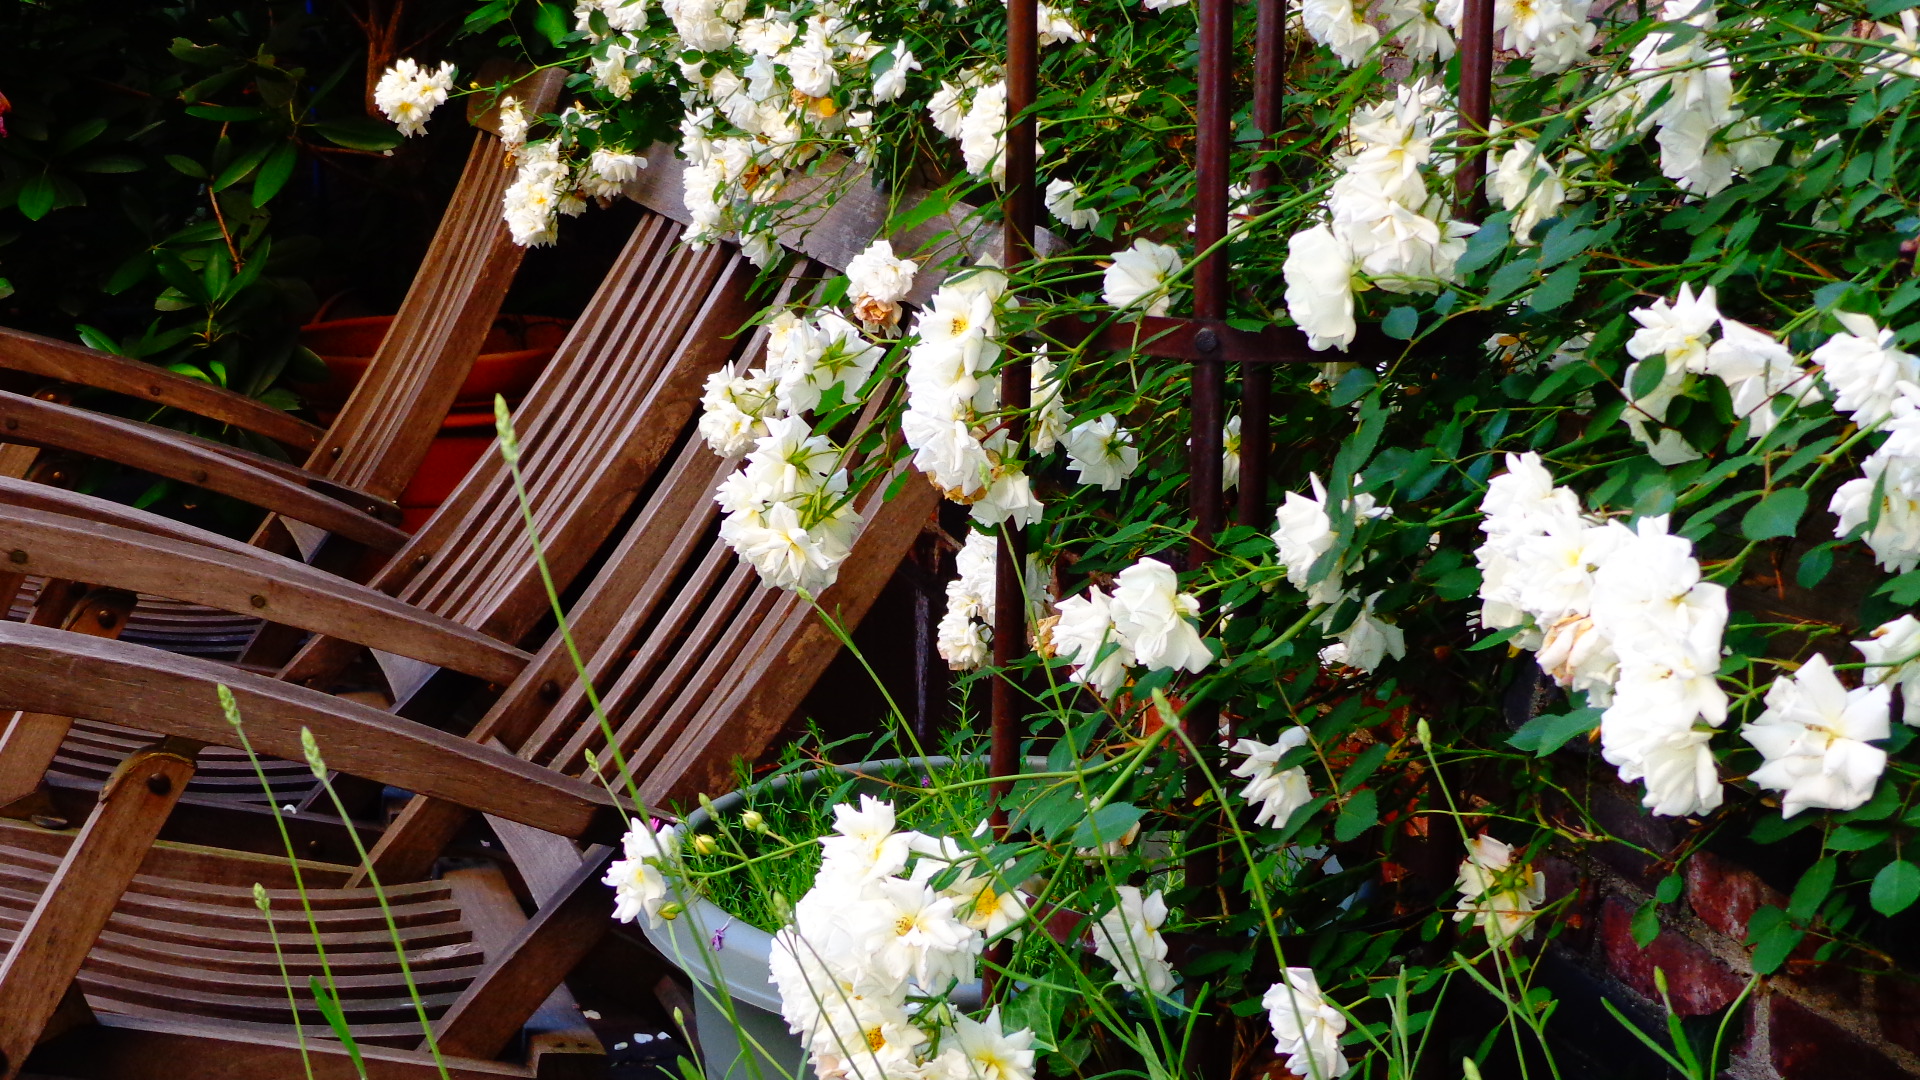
[0,624,618,839]
[0,391,408,552]
[0,588,138,811]
[29,1012,543,1080]
[433,847,615,1060]
[0,739,196,1079]
[0,506,531,685]
[0,327,324,452]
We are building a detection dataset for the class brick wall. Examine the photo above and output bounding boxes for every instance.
[1538,773,1920,1080]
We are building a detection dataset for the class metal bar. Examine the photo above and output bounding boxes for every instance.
[1456,0,1495,217]
[1242,0,1286,527]
[1184,0,1233,910]
[991,0,1040,836]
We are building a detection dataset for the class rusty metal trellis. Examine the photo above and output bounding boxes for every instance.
[985,0,1498,902]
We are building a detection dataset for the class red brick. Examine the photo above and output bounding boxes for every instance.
[1685,850,1785,940]
[1599,896,1745,1016]
[1875,973,1920,1058]
[1770,995,1910,1080]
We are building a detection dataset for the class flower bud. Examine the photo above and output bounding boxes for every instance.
[1416,718,1433,746]
[252,882,271,913]
[693,834,719,856]
[659,902,683,921]
[300,727,326,779]
[741,809,766,832]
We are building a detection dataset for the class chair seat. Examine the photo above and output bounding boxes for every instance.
[0,839,482,1046]
[51,721,314,807]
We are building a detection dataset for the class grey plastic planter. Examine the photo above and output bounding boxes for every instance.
[640,756,1031,1080]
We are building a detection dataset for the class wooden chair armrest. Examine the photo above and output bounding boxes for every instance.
[0,327,323,452]
[0,505,529,685]
[0,622,622,839]
[0,476,268,559]
[0,390,407,552]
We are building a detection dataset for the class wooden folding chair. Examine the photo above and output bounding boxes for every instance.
[0,205,761,829]
[0,63,565,662]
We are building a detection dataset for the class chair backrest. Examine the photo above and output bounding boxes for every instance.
[276,209,762,697]
[301,67,567,504]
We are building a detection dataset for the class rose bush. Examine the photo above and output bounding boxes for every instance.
[388,0,1920,1073]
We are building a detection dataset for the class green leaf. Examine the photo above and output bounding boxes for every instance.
[253,143,298,206]
[1630,899,1661,948]
[1742,488,1809,542]
[1878,568,1920,605]
[1507,707,1601,756]
[1070,802,1145,848]
[1334,788,1377,842]
[1797,544,1836,589]
[1787,857,1835,922]
[17,174,56,221]
[1655,873,1684,904]
[1467,624,1523,652]
[1483,258,1537,305]
[1456,212,1511,274]
[1751,923,1803,974]
[1825,824,1887,851]
[534,1,572,45]
[185,104,270,122]
[1629,354,1667,400]
[164,154,209,179]
[74,154,145,174]
[1381,306,1419,340]
[1529,258,1584,313]
[311,118,404,152]
[1871,859,1920,915]
[309,976,368,1076]
[212,142,273,192]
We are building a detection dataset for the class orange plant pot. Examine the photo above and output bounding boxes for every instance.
[297,314,570,530]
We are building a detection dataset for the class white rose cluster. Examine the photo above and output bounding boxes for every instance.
[1283,80,1478,351]
[1487,134,1569,244]
[374,58,456,138]
[935,531,1051,671]
[1261,968,1350,1079]
[1453,834,1545,946]
[1619,284,1821,465]
[1474,452,1729,816]
[697,250,898,594]
[1586,0,1776,197]
[1742,654,1891,818]
[1050,557,1212,696]
[1818,314,1920,572]
[767,796,1040,1080]
[1271,475,1406,673]
[901,265,1049,528]
[1231,728,1315,830]
[1438,0,1594,73]
[1089,885,1175,996]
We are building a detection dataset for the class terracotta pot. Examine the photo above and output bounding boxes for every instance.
[297,314,571,531]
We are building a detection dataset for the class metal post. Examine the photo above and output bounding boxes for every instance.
[1185,0,1232,904]
[1456,0,1494,217]
[991,0,1039,834]
[1240,0,1285,528]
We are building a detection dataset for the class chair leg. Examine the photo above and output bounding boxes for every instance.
[0,588,137,812]
[0,737,197,1080]
[431,846,617,1061]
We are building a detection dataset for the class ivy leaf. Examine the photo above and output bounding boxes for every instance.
[1741,488,1808,541]
[1334,788,1377,842]
[1871,859,1920,915]
[1507,707,1600,756]
[1381,306,1419,340]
